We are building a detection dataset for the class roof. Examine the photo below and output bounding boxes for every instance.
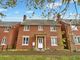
[21,19,58,25]
[62,19,80,25]
[0,21,20,27]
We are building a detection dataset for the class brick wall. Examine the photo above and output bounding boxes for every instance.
[16,24,63,50]
[0,23,20,50]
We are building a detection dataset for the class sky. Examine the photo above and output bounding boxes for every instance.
[0,0,80,22]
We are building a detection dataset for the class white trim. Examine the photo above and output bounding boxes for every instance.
[50,30,56,32]
[73,36,80,45]
[38,25,43,31]
[22,36,29,38]
[71,25,78,31]
[50,36,58,46]
[24,25,30,31]
[50,26,56,32]
[51,44,58,46]
[22,36,29,46]
[22,43,29,46]
[4,31,9,32]
[75,43,80,45]
[38,37,44,48]
[4,27,10,32]
[1,44,6,45]
[1,37,7,45]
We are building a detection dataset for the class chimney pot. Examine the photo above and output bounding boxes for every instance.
[23,15,27,21]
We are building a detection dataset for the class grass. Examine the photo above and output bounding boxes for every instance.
[0,55,80,60]
[0,50,80,60]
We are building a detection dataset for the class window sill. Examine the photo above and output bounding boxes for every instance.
[22,44,29,46]
[38,29,43,31]
[75,43,80,45]
[24,30,30,31]
[4,31,9,32]
[1,44,6,45]
[51,44,58,46]
[71,29,78,31]
[50,30,56,32]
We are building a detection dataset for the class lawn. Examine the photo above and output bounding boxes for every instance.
[0,50,80,60]
[0,55,80,60]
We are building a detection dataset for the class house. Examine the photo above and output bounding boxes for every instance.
[60,19,80,51]
[16,15,63,51]
[0,14,80,51]
[0,21,20,50]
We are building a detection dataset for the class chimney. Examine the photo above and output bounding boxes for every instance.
[54,13,61,22]
[23,15,27,21]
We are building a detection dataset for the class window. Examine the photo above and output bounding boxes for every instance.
[1,37,7,45]
[73,36,80,44]
[50,26,56,32]
[71,25,78,31]
[22,36,29,45]
[4,27,10,32]
[51,36,57,46]
[24,25,30,31]
[38,25,43,31]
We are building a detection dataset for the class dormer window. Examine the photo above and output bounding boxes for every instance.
[38,25,43,31]
[50,26,56,32]
[24,25,30,31]
[71,25,78,31]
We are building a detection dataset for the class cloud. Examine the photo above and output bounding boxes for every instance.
[2,16,22,22]
[53,2,62,7]
[26,11,33,14]
[46,2,62,9]
[0,9,7,12]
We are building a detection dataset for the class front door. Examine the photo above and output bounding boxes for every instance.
[38,37,43,49]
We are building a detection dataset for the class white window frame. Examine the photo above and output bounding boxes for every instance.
[22,36,29,46]
[4,27,10,32]
[50,26,56,32]
[38,25,43,31]
[71,25,78,31]
[51,36,57,46]
[1,37,7,45]
[24,25,30,31]
[73,36,80,45]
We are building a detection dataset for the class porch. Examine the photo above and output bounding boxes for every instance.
[35,34,46,51]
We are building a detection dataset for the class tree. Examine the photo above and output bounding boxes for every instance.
[0,0,80,18]
[24,0,80,18]
[0,0,16,16]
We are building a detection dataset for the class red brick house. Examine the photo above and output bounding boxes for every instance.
[60,20,80,51]
[16,17,63,51]
[0,15,80,51]
[0,21,20,50]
